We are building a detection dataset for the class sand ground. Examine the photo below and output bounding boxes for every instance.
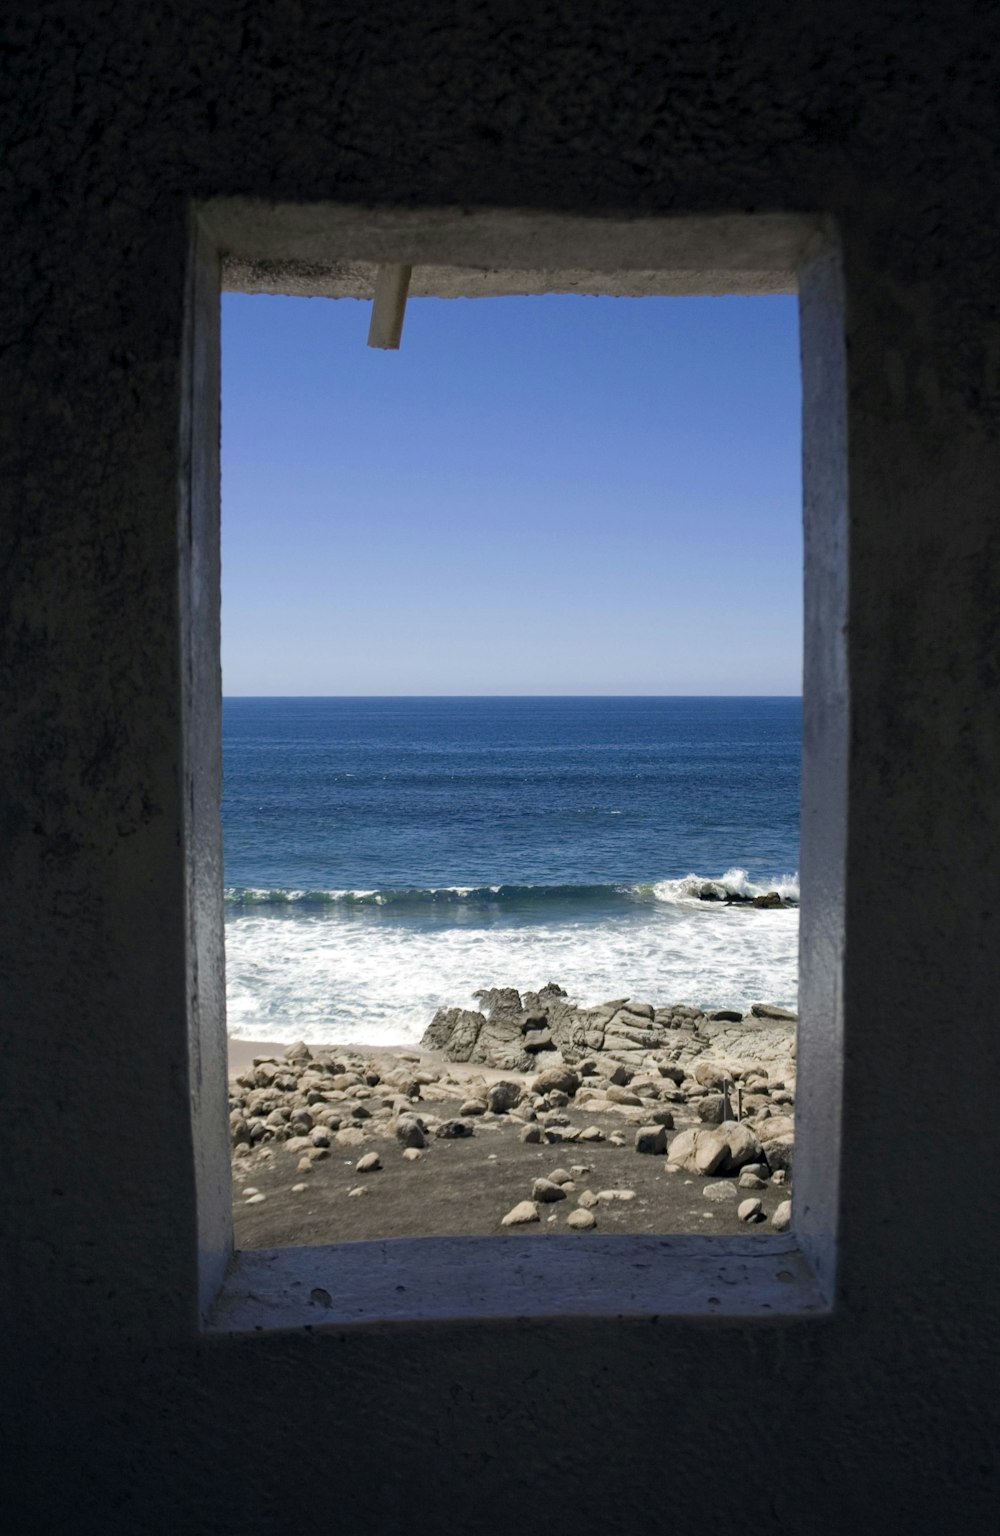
[228,1039,790,1247]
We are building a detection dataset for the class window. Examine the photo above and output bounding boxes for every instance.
[182,204,844,1328]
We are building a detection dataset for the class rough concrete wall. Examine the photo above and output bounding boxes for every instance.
[2,2,1000,1532]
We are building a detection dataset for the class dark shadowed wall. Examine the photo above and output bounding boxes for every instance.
[2,4,999,1532]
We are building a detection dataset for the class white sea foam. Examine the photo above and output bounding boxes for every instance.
[652,866,800,904]
[224,899,798,1046]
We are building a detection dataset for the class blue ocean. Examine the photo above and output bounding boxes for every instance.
[223,697,800,1045]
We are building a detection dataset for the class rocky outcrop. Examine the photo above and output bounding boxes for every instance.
[422,984,795,1075]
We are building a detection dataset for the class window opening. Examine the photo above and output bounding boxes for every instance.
[220,285,803,1251]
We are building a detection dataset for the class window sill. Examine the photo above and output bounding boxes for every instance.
[206,1233,829,1334]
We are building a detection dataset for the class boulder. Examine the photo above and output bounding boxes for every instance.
[668,1122,762,1176]
[750,1002,798,1022]
[394,1114,427,1149]
[703,1181,737,1202]
[634,1125,667,1155]
[421,1006,485,1059]
[694,1061,731,1090]
[752,891,784,908]
[532,1066,580,1097]
[486,1080,522,1114]
[532,1178,567,1203]
[738,1197,764,1221]
[436,1118,475,1139]
[761,1133,794,1174]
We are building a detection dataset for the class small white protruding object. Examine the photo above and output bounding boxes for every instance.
[367,264,412,349]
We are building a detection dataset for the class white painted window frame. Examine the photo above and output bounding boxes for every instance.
[181,204,846,1332]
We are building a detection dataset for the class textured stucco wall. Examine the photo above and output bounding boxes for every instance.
[2,3,1000,1532]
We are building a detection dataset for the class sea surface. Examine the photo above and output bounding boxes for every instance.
[223,697,801,1045]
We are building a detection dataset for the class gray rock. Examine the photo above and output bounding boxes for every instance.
[771,1199,793,1231]
[458,1099,486,1116]
[501,1200,540,1227]
[761,1133,794,1174]
[421,1006,486,1059]
[567,1208,597,1230]
[284,1040,312,1061]
[532,1066,580,1097]
[703,1181,737,1203]
[607,1085,644,1106]
[394,1114,427,1149]
[547,1167,573,1185]
[634,1124,667,1155]
[436,1118,475,1139]
[356,1151,381,1172]
[486,1080,522,1114]
[519,1124,544,1144]
[738,1197,763,1221]
[693,1061,730,1090]
[532,1178,567,1203]
[750,1002,798,1022]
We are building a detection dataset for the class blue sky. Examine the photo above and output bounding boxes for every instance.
[221,291,801,695]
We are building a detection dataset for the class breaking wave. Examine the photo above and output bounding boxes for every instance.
[224,869,799,911]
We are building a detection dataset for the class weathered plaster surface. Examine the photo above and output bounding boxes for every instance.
[2,2,999,1531]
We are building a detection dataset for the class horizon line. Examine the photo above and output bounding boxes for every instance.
[221,692,804,700]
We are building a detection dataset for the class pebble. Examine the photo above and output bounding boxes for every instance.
[608,1133,626,1147]
[291,1182,308,1193]
[244,1193,266,1205]
[501,1200,540,1226]
[401,1148,422,1162]
[347,1186,367,1198]
[567,1209,597,1230]
[296,1157,312,1172]
[356,1152,381,1172]
[597,1188,636,1202]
